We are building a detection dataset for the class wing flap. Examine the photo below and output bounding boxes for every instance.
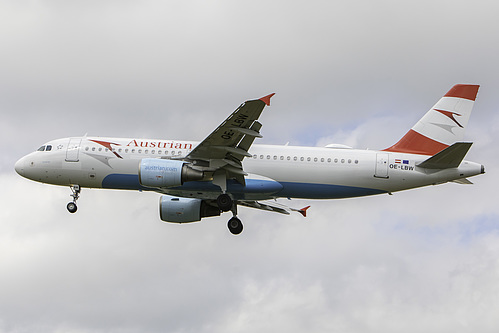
[237,121,262,153]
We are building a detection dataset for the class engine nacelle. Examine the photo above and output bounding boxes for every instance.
[139,158,203,188]
[159,195,221,223]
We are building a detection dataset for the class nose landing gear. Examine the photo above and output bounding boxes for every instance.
[67,185,81,213]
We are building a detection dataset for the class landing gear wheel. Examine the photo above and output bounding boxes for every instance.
[67,185,81,214]
[67,202,77,213]
[217,193,233,212]
[228,217,243,235]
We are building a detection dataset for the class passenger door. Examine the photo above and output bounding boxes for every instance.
[66,138,82,162]
[374,153,389,178]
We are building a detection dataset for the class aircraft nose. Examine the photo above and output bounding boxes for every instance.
[15,157,25,176]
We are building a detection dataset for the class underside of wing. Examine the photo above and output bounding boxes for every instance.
[185,93,274,186]
[239,200,310,217]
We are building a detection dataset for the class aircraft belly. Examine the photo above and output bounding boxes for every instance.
[276,182,387,199]
[244,157,386,199]
[101,174,283,200]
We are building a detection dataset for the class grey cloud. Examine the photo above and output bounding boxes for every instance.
[2,1,499,332]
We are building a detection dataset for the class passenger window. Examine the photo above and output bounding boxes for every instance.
[273,156,277,160]
[287,156,291,161]
[267,155,270,159]
[314,157,318,162]
[92,147,96,151]
[85,147,89,151]
[307,157,311,162]
[334,158,338,163]
[253,154,257,159]
[145,150,149,154]
[355,160,359,164]
[151,150,155,154]
[294,156,297,161]
[158,150,162,155]
[300,157,304,161]
[327,158,331,163]
[260,155,264,159]
[341,159,345,163]
[280,156,284,160]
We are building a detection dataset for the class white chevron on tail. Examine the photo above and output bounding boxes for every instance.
[385,84,479,155]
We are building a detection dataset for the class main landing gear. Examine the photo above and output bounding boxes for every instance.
[216,193,233,212]
[67,185,81,213]
[216,193,243,235]
[228,216,243,235]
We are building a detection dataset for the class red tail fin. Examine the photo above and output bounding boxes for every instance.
[384,84,479,155]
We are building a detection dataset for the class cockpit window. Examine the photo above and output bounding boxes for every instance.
[37,145,53,152]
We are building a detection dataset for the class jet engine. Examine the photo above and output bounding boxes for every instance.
[139,158,203,188]
[159,195,221,223]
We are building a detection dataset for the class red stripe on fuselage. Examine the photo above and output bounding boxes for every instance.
[444,84,479,101]
[383,129,448,155]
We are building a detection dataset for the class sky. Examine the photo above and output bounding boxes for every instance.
[1,1,499,332]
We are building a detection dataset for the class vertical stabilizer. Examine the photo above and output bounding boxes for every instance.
[384,84,479,155]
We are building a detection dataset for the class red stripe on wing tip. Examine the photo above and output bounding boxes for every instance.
[259,93,275,106]
[444,84,480,101]
[299,206,311,217]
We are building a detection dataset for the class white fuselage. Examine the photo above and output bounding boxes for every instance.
[15,136,484,201]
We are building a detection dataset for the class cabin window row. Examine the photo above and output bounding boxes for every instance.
[84,146,188,156]
[252,154,359,164]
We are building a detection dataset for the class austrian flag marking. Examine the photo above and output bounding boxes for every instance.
[390,159,414,171]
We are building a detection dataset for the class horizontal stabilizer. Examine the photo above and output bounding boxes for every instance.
[451,178,473,185]
[417,142,472,169]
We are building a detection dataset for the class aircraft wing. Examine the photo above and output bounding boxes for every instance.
[238,200,310,217]
[185,93,274,184]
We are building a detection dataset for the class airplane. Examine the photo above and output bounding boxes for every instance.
[15,84,484,235]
